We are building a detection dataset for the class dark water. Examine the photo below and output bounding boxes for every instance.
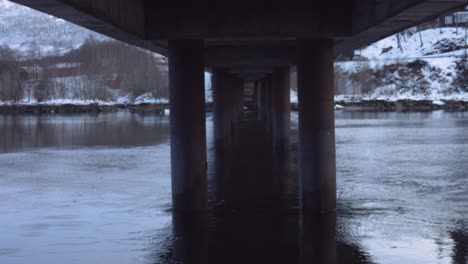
[0,111,467,263]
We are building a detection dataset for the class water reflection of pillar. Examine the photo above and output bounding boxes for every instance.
[299,213,337,264]
[450,228,468,264]
[172,212,208,264]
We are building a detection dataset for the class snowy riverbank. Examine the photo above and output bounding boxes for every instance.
[334,27,467,100]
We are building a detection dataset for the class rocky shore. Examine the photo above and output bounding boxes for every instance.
[0,100,467,115]
[0,103,166,114]
[0,102,215,114]
[334,99,468,111]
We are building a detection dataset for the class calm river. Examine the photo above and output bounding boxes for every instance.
[0,111,467,263]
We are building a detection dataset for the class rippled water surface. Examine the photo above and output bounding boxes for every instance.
[0,111,467,263]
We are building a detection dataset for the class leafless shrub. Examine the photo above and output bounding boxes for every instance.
[0,46,24,102]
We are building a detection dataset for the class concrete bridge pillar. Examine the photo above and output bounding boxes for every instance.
[230,76,244,146]
[297,38,336,214]
[168,39,207,213]
[237,79,244,122]
[265,74,274,139]
[272,67,291,153]
[212,68,233,152]
[259,78,267,121]
[254,80,262,120]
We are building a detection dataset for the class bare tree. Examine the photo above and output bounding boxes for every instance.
[396,33,403,52]
[417,26,424,47]
[0,46,24,102]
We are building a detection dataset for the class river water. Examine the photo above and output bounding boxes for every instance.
[0,111,467,263]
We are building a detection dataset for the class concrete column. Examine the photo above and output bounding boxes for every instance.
[212,68,232,152]
[168,39,207,213]
[297,38,336,214]
[259,79,267,121]
[255,80,262,120]
[229,76,244,146]
[264,75,274,138]
[237,80,245,121]
[272,67,291,153]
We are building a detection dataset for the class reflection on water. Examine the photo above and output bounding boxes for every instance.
[451,223,468,264]
[0,112,169,152]
[0,111,467,264]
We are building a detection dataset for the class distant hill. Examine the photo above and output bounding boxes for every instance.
[0,0,107,57]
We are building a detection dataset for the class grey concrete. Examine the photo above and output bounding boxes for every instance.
[253,80,261,120]
[212,68,245,151]
[272,67,291,154]
[259,79,267,121]
[227,76,244,146]
[264,75,274,140]
[297,38,336,214]
[169,40,207,213]
[212,68,233,152]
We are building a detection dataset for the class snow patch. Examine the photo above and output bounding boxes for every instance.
[133,93,168,105]
[290,89,298,103]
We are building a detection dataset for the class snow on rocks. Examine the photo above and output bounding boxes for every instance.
[336,27,468,103]
[356,27,467,60]
[133,93,168,105]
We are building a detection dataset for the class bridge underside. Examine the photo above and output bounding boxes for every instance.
[9,0,468,214]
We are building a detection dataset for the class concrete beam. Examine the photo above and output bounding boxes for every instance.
[234,73,269,82]
[144,2,352,39]
[205,45,295,68]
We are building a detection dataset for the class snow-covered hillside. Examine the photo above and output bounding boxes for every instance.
[356,27,467,60]
[335,27,468,101]
[0,0,107,56]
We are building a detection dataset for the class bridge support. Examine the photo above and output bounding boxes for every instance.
[297,38,336,214]
[169,39,207,213]
[229,77,244,145]
[272,67,291,153]
[254,81,262,120]
[259,79,267,121]
[264,75,274,139]
[213,68,233,152]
